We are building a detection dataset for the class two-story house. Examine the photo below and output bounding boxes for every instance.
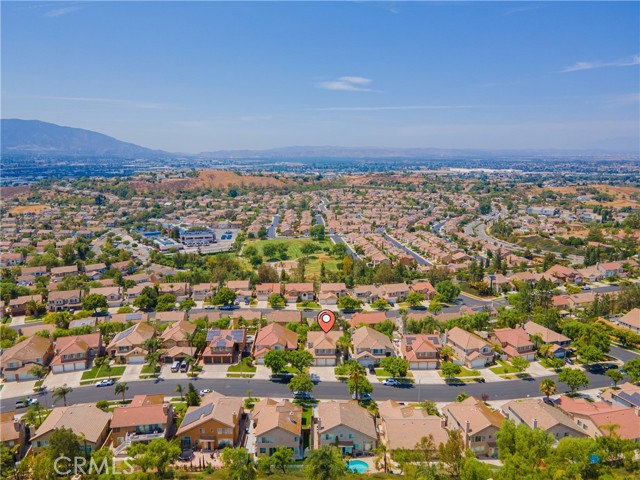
[252,399,303,459]
[377,400,448,453]
[410,281,436,300]
[402,334,441,370]
[256,283,281,301]
[176,392,244,451]
[0,412,27,461]
[445,327,494,369]
[442,396,504,458]
[0,336,54,382]
[201,329,247,364]
[501,399,587,441]
[317,283,348,305]
[51,333,102,373]
[50,265,78,281]
[313,400,377,455]
[253,323,298,364]
[191,283,213,301]
[8,294,43,317]
[617,308,640,334]
[48,289,83,312]
[379,283,410,304]
[522,321,571,358]
[88,286,124,308]
[225,280,252,303]
[489,328,535,361]
[110,395,174,454]
[106,323,156,364]
[352,285,382,304]
[158,282,190,302]
[351,326,395,367]
[283,282,315,303]
[306,331,341,366]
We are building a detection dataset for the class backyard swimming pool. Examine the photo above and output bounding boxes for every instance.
[346,460,369,473]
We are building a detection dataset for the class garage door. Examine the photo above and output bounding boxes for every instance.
[129,356,145,364]
[63,363,75,372]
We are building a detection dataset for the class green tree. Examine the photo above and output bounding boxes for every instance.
[155,293,177,312]
[578,344,605,366]
[214,287,237,306]
[222,447,257,480]
[185,382,200,406]
[287,349,314,373]
[623,358,640,383]
[510,356,530,374]
[174,384,184,401]
[428,298,443,313]
[405,291,425,307]
[289,374,314,395]
[179,299,196,312]
[82,293,108,312]
[129,438,181,477]
[435,280,461,303]
[438,429,465,477]
[28,365,48,383]
[347,367,372,400]
[310,225,325,241]
[417,400,439,416]
[460,454,492,480]
[558,368,589,394]
[271,446,294,474]
[606,369,623,387]
[336,295,361,311]
[268,293,286,308]
[115,382,128,403]
[371,298,390,310]
[53,384,73,406]
[264,350,288,374]
[304,446,347,480]
[380,357,409,378]
[441,361,461,379]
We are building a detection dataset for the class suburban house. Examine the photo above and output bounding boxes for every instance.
[283,282,315,303]
[445,327,494,368]
[544,265,583,284]
[442,396,504,458]
[253,323,298,364]
[84,263,107,280]
[402,334,441,370]
[106,322,156,364]
[0,253,23,267]
[30,405,111,454]
[0,412,27,461]
[256,283,281,301]
[349,311,387,329]
[110,312,149,324]
[379,283,410,303]
[192,283,213,301]
[264,310,302,325]
[600,382,640,408]
[50,265,78,281]
[522,321,571,358]
[353,285,382,304]
[306,331,342,366]
[0,336,54,382]
[51,333,102,374]
[577,266,604,283]
[251,399,303,459]
[126,282,155,302]
[617,308,640,334]
[201,329,247,364]
[8,294,43,316]
[555,396,640,441]
[484,274,511,293]
[318,283,348,305]
[225,280,252,303]
[155,311,187,324]
[489,328,535,361]
[88,286,124,307]
[176,392,244,451]
[410,281,436,300]
[377,400,448,452]
[110,395,174,453]
[597,261,626,278]
[68,317,97,330]
[313,400,377,455]
[351,326,395,367]
[158,282,190,301]
[501,399,586,441]
[159,320,197,364]
[47,289,83,312]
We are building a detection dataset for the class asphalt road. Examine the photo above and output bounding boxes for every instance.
[267,214,280,239]
[3,367,630,412]
[382,233,432,266]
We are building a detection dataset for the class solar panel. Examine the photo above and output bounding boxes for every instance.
[181,403,213,428]
[206,329,221,341]
[230,330,244,342]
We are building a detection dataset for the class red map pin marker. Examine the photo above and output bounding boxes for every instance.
[317,310,336,333]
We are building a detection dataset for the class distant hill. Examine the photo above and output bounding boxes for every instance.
[1,119,164,156]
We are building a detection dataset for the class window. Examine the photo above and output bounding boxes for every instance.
[348,434,354,439]
[259,448,266,454]
[218,428,232,435]
[472,435,484,442]
[200,428,205,434]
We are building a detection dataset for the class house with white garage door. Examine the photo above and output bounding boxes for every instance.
[106,323,156,364]
[51,333,102,373]
[351,326,395,367]
[306,331,341,366]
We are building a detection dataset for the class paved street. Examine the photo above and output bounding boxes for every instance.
[383,232,432,266]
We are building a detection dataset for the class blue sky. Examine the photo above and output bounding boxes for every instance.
[2,1,639,152]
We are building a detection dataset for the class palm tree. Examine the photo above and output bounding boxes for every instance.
[374,443,388,473]
[349,369,363,401]
[53,384,73,406]
[440,346,455,362]
[539,378,557,401]
[24,403,43,428]
[28,365,48,384]
[175,384,184,401]
[538,343,553,359]
[530,333,544,350]
[115,382,128,404]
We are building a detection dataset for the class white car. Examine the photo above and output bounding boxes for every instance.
[382,378,400,387]
[199,389,212,396]
[204,305,215,310]
[95,379,115,387]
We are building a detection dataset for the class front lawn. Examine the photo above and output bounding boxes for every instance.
[489,360,520,375]
[80,364,125,380]
[375,368,414,379]
[301,407,313,428]
[227,358,257,378]
[296,301,322,310]
[438,366,481,378]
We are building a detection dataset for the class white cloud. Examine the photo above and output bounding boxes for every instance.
[316,76,375,92]
[561,55,640,73]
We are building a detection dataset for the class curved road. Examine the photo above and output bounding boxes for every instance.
[1,367,626,412]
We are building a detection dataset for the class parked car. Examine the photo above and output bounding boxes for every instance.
[219,305,234,310]
[351,392,372,401]
[199,389,212,396]
[309,374,320,384]
[293,391,312,400]
[565,357,574,365]
[382,378,400,387]
[446,380,466,386]
[95,379,115,387]
[581,285,591,291]
[15,397,39,409]
[368,365,376,375]
[204,305,215,310]
[178,449,195,461]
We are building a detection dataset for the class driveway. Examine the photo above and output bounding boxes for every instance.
[199,364,231,379]
[309,366,337,382]
[410,370,444,384]
[44,371,83,389]
[119,364,144,382]
[0,380,38,400]
[253,366,272,380]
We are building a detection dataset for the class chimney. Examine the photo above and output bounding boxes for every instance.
[635,408,640,417]
[289,412,296,423]
[464,420,470,437]
[532,418,538,429]
[232,412,237,423]
[440,417,446,429]
[443,329,448,345]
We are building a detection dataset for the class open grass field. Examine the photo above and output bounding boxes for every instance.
[532,184,639,208]
[517,235,581,256]
[8,204,50,215]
